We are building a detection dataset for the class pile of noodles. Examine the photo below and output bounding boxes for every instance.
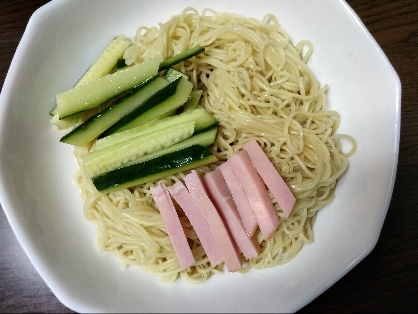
[71,8,356,283]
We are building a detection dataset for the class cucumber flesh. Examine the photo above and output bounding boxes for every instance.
[183,90,203,112]
[83,121,195,177]
[154,107,178,120]
[93,108,217,151]
[50,34,130,116]
[50,107,58,116]
[163,67,190,82]
[92,145,217,193]
[131,125,219,165]
[76,34,131,86]
[50,110,81,128]
[56,58,160,119]
[59,76,169,146]
[159,46,205,71]
[101,77,193,137]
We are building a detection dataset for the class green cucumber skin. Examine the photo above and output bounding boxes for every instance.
[60,76,168,146]
[158,46,205,71]
[101,77,193,138]
[92,145,217,193]
[116,58,127,69]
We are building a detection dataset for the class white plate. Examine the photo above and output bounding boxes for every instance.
[0,0,400,312]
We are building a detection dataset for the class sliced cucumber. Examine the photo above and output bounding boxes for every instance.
[77,34,131,86]
[50,106,58,117]
[93,108,218,151]
[131,125,219,165]
[158,46,205,71]
[154,107,178,120]
[163,67,190,82]
[59,76,169,146]
[56,58,159,119]
[50,34,131,116]
[83,121,195,177]
[92,144,217,193]
[183,90,203,112]
[101,77,193,137]
[49,110,82,128]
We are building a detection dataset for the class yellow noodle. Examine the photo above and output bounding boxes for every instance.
[69,8,356,283]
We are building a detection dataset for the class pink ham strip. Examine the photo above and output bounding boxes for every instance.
[184,171,242,272]
[218,162,258,237]
[204,169,260,260]
[227,150,280,240]
[167,181,223,266]
[151,183,195,270]
[243,138,296,217]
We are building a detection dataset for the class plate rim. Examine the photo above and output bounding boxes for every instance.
[0,0,401,312]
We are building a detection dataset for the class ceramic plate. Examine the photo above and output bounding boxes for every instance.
[0,0,400,312]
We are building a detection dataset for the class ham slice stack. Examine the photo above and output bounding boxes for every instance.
[151,138,296,272]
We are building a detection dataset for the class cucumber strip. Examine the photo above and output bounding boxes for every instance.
[155,107,178,120]
[76,34,131,86]
[163,67,190,82]
[93,108,218,151]
[101,77,193,137]
[158,46,205,71]
[183,90,203,112]
[92,145,218,193]
[56,58,160,119]
[50,107,58,116]
[50,110,81,128]
[59,76,169,146]
[50,34,130,116]
[83,121,196,177]
[131,125,219,165]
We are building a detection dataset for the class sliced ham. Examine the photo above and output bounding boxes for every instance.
[167,181,223,266]
[204,169,260,260]
[184,171,242,272]
[218,162,258,237]
[243,138,296,217]
[151,183,195,270]
[227,150,280,240]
